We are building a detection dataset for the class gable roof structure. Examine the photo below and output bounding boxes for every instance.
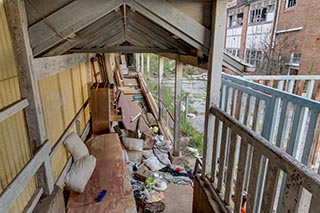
[25,0,212,59]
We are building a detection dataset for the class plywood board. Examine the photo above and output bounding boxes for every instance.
[67,134,136,213]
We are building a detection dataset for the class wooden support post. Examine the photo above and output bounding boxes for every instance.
[147,53,150,89]
[158,56,164,121]
[202,0,227,176]
[135,53,140,72]
[184,93,189,122]
[173,60,183,156]
[4,0,54,195]
[141,53,144,75]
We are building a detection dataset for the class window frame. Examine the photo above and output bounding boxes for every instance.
[286,0,297,9]
[290,52,302,66]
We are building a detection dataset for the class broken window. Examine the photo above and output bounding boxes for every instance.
[228,15,233,28]
[290,52,301,65]
[226,48,240,57]
[249,7,268,24]
[268,4,275,12]
[245,49,263,66]
[286,0,296,8]
[237,13,244,26]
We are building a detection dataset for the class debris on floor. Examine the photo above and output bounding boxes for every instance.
[106,59,196,212]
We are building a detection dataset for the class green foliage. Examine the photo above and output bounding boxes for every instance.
[145,55,204,154]
[180,119,203,155]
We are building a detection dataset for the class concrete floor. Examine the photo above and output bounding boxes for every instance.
[163,184,194,213]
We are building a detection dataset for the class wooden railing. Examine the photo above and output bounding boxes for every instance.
[219,73,320,211]
[0,100,90,212]
[221,73,320,165]
[243,75,320,101]
[203,105,320,212]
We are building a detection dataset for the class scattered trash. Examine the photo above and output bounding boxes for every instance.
[160,167,194,180]
[144,156,166,172]
[151,126,159,134]
[96,189,107,202]
[187,146,199,157]
[145,191,165,204]
[122,137,144,151]
[153,148,171,166]
[133,163,138,172]
[145,177,155,185]
[174,177,193,185]
[144,201,165,213]
[134,166,153,182]
[150,179,167,191]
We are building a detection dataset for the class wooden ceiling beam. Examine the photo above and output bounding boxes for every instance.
[126,9,192,55]
[126,15,188,54]
[127,0,210,54]
[29,0,123,56]
[84,26,125,49]
[159,53,208,70]
[70,46,179,54]
[43,11,123,56]
[126,25,171,49]
[77,20,124,49]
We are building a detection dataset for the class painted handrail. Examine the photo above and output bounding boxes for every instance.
[207,105,320,212]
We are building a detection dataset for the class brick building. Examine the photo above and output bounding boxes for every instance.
[225,0,277,73]
[225,0,320,75]
[274,0,320,75]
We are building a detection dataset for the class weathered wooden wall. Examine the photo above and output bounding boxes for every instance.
[38,62,90,180]
[0,1,37,212]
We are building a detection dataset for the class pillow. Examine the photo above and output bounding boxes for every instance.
[64,132,89,161]
[65,155,96,193]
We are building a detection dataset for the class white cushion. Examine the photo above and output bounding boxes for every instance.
[65,155,96,193]
[64,132,89,161]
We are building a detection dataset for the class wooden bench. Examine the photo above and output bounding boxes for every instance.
[66,133,136,213]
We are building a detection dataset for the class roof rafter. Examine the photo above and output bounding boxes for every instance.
[70,46,179,54]
[29,0,123,56]
[126,0,210,54]
[43,10,123,56]
[126,9,191,54]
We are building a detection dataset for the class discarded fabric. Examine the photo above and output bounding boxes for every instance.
[144,156,166,171]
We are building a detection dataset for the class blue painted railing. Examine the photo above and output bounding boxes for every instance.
[218,73,320,212]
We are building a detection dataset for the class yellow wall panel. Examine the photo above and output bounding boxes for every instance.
[0,1,36,212]
[38,63,90,181]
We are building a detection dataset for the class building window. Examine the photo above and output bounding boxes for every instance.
[245,49,263,66]
[286,0,296,8]
[226,48,240,57]
[237,13,244,26]
[228,13,243,28]
[249,7,268,24]
[228,15,233,28]
[268,4,275,12]
[290,52,301,65]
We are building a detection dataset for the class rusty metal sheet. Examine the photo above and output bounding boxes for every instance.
[67,134,136,213]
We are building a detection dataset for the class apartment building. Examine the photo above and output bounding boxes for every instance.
[274,0,320,75]
[226,0,320,76]
[226,0,276,72]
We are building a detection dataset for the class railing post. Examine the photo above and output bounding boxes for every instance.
[141,53,144,75]
[135,53,140,72]
[158,56,164,121]
[184,93,189,122]
[202,0,227,176]
[146,53,150,89]
[173,60,183,156]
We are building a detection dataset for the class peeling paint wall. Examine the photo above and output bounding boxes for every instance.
[0,1,37,212]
